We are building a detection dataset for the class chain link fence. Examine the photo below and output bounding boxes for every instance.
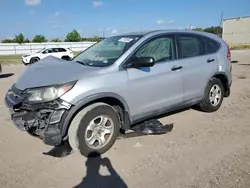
[0,42,96,55]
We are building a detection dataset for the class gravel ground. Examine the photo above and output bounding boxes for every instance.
[0,50,250,188]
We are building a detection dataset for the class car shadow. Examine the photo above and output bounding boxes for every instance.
[0,73,14,78]
[134,107,192,124]
[73,152,128,188]
[43,119,174,158]
[43,106,197,159]
[231,60,238,64]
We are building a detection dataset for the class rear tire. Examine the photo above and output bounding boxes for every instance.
[199,77,224,112]
[68,103,120,157]
[61,56,71,61]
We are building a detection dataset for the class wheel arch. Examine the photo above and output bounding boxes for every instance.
[60,92,132,139]
[212,72,230,97]
[29,56,40,64]
[61,55,71,60]
[31,56,40,60]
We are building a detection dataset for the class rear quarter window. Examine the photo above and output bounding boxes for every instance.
[203,37,221,54]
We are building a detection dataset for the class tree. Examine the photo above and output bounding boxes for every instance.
[32,35,47,43]
[24,38,30,43]
[82,36,103,42]
[51,38,61,42]
[193,26,222,35]
[203,26,222,34]
[65,29,81,42]
[1,38,15,43]
[14,33,25,44]
[193,28,203,32]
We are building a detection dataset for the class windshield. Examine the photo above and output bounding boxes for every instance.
[73,35,142,67]
[36,48,45,53]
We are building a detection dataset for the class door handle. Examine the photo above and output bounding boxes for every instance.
[171,65,183,71]
[207,58,215,63]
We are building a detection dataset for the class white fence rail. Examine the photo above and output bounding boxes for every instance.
[0,42,97,55]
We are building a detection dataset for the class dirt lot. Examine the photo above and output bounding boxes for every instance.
[1,50,250,188]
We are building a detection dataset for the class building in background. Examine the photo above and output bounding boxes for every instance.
[222,16,250,46]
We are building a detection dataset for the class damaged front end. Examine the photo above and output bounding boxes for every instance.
[5,84,72,147]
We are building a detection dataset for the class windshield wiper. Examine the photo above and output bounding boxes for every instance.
[75,61,90,66]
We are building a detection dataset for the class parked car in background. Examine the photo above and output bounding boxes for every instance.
[5,30,232,157]
[22,47,74,65]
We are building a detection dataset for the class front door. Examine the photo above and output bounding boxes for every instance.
[125,34,184,121]
[41,48,54,59]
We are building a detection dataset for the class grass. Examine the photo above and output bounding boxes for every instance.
[230,44,250,50]
[0,52,81,65]
[0,55,22,65]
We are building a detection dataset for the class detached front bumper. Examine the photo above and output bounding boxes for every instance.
[5,84,72,146]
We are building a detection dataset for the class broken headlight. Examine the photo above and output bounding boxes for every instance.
[26,81,76,103]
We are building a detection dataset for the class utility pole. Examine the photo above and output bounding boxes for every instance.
[103,30,105,38]
[189,24,192,30]
[220,11,224,27]
[218,11,224,37]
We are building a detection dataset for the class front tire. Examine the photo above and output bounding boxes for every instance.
[68,103,120,157]
[29,57,40,64]
[199,77,224,112]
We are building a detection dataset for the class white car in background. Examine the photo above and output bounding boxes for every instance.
[22,47,74,65]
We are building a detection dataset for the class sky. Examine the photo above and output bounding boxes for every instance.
[0,0,249,40]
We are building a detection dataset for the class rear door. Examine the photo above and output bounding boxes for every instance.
[51,48,62,58]
[58,48,69,57]
[125,34,184,120]
[175,33,219,103]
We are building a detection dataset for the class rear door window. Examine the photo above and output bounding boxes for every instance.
[176,34,206,59]
[52,48,60,53]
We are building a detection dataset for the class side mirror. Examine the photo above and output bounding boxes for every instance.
[130,57,155,68]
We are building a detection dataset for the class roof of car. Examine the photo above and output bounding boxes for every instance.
[113,29,220,41]
[114,29,213,37]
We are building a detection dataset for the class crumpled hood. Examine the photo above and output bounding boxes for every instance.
[15,56,103,90]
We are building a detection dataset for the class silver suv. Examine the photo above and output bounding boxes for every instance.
[5,30,232,157]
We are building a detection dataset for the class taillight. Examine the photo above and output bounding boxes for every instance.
[227,45,231,61]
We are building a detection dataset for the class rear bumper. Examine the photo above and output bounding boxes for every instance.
[5,84,72,146]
